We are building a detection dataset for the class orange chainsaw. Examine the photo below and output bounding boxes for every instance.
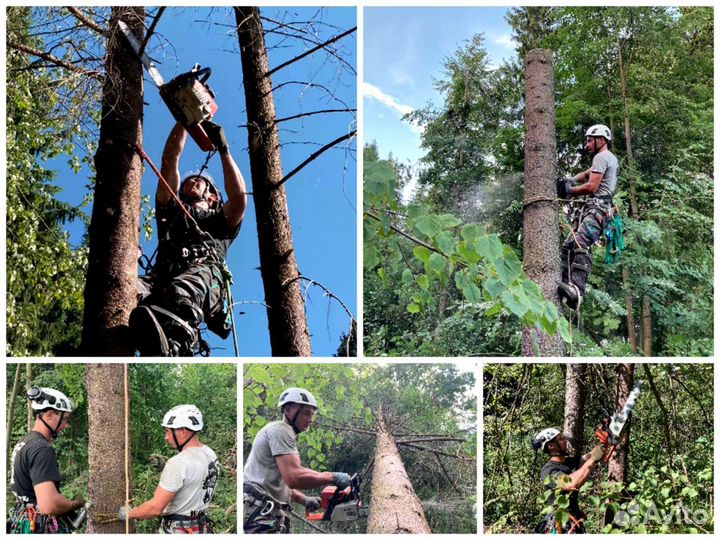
[306,474,369,522]
[118,20,219,151]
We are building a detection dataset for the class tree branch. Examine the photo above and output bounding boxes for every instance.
[397,442,475,462]
[275,108,356,125]
[7,41,102,79]
[66,7,110,38]
[138,7,166,59]
[395,437,467,444]
[315,423,377,436]
[266,26,356,78]
[281,275,356,325]
[275,130,356,188]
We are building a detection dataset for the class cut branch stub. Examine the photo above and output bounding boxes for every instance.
[366,408,431,534]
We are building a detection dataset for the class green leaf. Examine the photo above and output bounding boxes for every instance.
[415,274,430,291]
[478,234,503,262]
[364,245,380,270]
[483,277,505,299]
[501,290,528,318]
[407,303,420,314]
[461,223,482,241]
[427,253,445,273]
[413,246,431,263]
[435,231,455,255]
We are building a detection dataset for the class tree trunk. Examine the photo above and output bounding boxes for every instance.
[235,7,311,356]
[641,296,652,356]
[641,364,672,461]
[622,267,637,353]
[81,7,145,356]
[521,48,563,356]
[86,363,133,533]
[367,408,431,534]
[562,364,587,457]
[7,364,22,460]
[26,363,33,430]
[604,363,634,525]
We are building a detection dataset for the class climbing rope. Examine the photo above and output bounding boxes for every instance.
[124,364,130,534]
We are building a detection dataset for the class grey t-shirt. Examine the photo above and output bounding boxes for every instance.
[159,445,220,516]
[590,150,619,198]
[243,420,298,504]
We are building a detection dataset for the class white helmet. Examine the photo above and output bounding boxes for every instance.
[28,387,74,413]
[278,388,318,410]
[532,427,561,452]
[585,124,612,141]
[162,404,204,432]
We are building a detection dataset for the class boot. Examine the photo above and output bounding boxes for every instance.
[151,304,199,357]
[559,282,583,310]
[129,305,170,356]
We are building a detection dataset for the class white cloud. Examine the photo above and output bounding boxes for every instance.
[493,33,516,50]
[363,82,413,117]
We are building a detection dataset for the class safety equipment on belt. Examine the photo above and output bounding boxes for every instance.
[585,124,612,141]
[244,483,292,534]
[278,388,318,410]
[532,427,560,452]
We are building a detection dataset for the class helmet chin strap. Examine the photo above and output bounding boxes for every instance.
[171,428,196,452]
[285,406,303,434]
[39,411,65,441]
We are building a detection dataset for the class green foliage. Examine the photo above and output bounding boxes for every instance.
[244,363,476,534]
[484,363,713,533]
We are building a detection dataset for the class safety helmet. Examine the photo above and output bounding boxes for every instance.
[27,387,74,413]
[532,427,561,452]
[162,404,204,432]
[278,388,318,410]
[180,171,223,208]
[585,124,612,141]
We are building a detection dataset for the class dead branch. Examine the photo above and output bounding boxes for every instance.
[434,454,463,496]
[395,437,467,444]
[275,108,356,125]
[275,130,356,188]
[282,275,356,324]
[66,7,110,37]
[398,442,475,462]
[266,26,356,78]
[315,423,377,436]
[8,41,103,79]
[138,7,166,59]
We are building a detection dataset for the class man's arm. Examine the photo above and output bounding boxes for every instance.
[34,481,83,516]
[570,170,603,196]
[218,151,247,228]
[127,486,176,520]
[276,453,335,490]
[158,123,186,205]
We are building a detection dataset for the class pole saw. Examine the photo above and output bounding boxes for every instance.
[118,20,219,151]
[594,380,643,463]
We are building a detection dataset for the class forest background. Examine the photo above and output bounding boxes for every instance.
[243,362,477,533]
[483,363,714,534]
[5,363,237,533]
[364,6,713,357]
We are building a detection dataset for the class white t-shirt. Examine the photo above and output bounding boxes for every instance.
[590,150,619,198]
[243,419,298,504]
[159,444,220,516]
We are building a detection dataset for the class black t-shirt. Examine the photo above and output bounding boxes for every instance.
[11,431,62,503]
[155,199,241,275]
[540,456,582,516]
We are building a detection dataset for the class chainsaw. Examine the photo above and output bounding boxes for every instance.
[594,380,643,462]
[306,474,369,522]
[118,20,219,151]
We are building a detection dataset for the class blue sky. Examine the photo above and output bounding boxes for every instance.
[364,7,515,166]
[46,7,357,357]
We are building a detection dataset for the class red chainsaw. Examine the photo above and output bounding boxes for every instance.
[118,20,219,151]
[306,473,369,522]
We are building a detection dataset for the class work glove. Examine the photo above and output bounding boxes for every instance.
[304,496,322,513]
[332,472,352,490]
[588,445,606,463]
[557,178,573,199]
[204,120,228,154]
[72,495,86,509]
[118,505,132,521]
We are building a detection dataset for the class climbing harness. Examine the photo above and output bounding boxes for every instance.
[8,503,73,534]
[243,483,292,534]
[160,512,215,534]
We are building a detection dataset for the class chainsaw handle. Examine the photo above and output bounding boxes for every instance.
[194,66,211,83]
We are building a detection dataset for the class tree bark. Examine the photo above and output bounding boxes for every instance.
[235,7,311,356]
[641,296,652,356]
[86,363,133,533]
[367,408,431,534]
[604,363,634,525]
[521,48,563,356]
[562,364,587,457]
[81,7,145,355]
[7,364,23,461]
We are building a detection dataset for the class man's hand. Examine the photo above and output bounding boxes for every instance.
[332,472,352,490]
[304,496,322,513]
[72,495,85,509]
[118,505,132,521]
[588,445,606,463]
[204,121,228,154]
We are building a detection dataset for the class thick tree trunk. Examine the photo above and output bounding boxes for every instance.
[235,7,311,357]
[86,364,133,533]
[641,296,652,356]
[81,7,145,355]
[521,48,563,356]
[562,364,587,457]
[367,408,431,534]
[604,363,634,525]
[7,364,22,460]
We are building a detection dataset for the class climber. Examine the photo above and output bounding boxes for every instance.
[532,428,607,534]
[243,388,352,534]
[557,124,619,310]
[131,120,247,356]
[118,405,219,533]
[9,387,85,534]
